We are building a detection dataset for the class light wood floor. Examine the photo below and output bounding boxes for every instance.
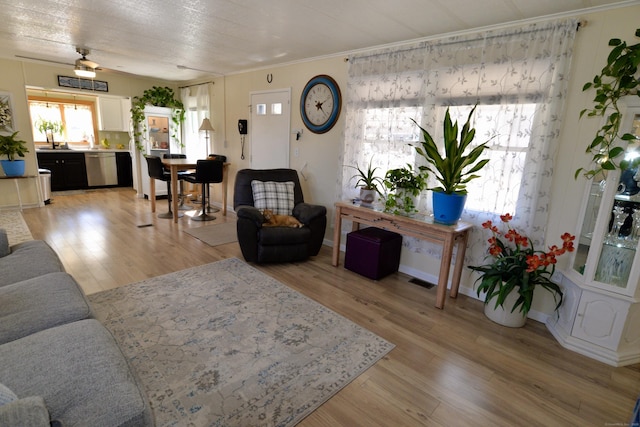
[21,188,640,426]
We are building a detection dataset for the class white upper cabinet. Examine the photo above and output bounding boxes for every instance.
[98,97,132,132]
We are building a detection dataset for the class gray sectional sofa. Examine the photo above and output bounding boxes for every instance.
[0,229,154,426]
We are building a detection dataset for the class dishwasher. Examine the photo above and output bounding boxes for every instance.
[85,152,118,186]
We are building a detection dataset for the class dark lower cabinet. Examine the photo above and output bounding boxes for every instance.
[37,152,88,191]
[116,152,133,187]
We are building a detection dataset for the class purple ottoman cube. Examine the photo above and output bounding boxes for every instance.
[345,227,402,280]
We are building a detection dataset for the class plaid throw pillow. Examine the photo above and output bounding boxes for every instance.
[251,180,295,215]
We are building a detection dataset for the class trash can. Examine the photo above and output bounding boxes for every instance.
[38,168,51,204]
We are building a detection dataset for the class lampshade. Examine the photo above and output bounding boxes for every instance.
[74,65,96,78]
[199,118,215,132]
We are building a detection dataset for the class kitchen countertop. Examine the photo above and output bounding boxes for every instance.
[36,147,131,153]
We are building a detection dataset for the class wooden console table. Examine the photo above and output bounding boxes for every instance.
[332,201,473,309]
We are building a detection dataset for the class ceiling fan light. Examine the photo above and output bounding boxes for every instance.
[74,64,96,78]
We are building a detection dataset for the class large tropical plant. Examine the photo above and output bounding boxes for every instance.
[411,106,490,195]
[577,28,640,179]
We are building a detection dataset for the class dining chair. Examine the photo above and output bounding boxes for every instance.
[182,159,224,221]
[163,153,191,210]
[145,155,183,219]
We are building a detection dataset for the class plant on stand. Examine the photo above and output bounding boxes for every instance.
[346,158,385,208]
[411,106,491,224]
[468,213,575,327]
[383,164,427,216]
[0,131,29,176]
[577,28,640,179]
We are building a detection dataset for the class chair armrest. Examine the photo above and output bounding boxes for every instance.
[293,203,327,225]
[236,205,265,227]
[0,229,9,258]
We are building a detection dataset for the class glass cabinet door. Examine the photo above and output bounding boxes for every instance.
[571,102,640,296]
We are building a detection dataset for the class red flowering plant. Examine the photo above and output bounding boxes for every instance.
[468,213,576,316]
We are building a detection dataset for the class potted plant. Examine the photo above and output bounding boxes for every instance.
[346,157,385,207]
[468,213,575,327]
[131,86,185,151]
[0,131,29,176]
[577,28,640,179]
[383,164,427,216]
[411,106,490,224]
[35,118,65,149]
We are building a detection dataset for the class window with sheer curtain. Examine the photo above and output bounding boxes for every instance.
[340,18,578,264]
[180,84,211,159]
[29,99,97,144]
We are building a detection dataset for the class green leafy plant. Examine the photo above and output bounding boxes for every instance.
[131,86,185,151]
[468,213,575,316]
[577,28,640,179]
[383,164,427,215]
[346,157,385,192]
[0,131,29,161]
[411,106,490,195]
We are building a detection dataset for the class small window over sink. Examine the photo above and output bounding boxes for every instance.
[27,91,98,146]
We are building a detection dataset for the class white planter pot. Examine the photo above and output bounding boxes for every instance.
[359,188,376,208]
[484,289,527,328]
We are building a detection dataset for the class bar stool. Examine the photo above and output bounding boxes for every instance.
[145,155,183,219]
[182,159,224,221]
[205,154,227,213]
[163,153,191,210]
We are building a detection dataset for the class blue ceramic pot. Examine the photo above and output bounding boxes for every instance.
[1,160,25,177]
[432,191,466,225]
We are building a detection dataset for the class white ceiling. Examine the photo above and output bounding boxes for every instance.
[0,0,635,82]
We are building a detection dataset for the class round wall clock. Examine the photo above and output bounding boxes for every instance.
[300,75,342,134]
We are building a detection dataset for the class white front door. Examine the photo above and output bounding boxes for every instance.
[250,89,291,169]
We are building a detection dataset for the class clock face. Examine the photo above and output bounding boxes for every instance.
[300,75,341,134]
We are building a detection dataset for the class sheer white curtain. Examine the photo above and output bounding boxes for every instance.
[181,84,211,159]
[340,18,578,265]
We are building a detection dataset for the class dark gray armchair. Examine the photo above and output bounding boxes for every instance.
[234,169,327,263]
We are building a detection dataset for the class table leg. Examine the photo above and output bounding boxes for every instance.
[13,179,22,211]
[222,164,228,216]
[332,206,342,267]
[450,231,470,299]
[150,177,156,213]
[171,167,179,223]
[435,235,455,309]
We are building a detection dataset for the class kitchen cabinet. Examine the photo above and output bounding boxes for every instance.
[116,152,133,187]
[37,152,88,191]
[98,97,132,132]
[547,97,640,367]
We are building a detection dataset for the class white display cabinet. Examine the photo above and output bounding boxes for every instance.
[547,98,640,367]
[137,106,179,198]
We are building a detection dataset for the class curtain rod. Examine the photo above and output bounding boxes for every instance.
[346,18,584,62]
[178,81,215,89]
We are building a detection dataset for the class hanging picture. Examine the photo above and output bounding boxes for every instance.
[57,75,109,92]
[0,92,14,133]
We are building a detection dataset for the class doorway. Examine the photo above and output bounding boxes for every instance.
[250,89,291,169]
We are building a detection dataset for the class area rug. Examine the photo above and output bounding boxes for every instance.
[0,210,33,245]
[88,258,394,427]
[184,221,238,247]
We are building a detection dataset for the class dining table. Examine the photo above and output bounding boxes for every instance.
[149,158,230,223]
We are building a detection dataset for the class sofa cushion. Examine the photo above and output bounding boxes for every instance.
[251,180,295,215]
[0,396,50,427]
[0,319,153,427]
[0,382,17,406]
[0,229,9,258]
[0,240,64,288]
[0,272,94,345]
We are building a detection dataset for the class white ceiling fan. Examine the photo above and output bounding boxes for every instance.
[15,46,101,78]
[73,48,99,78]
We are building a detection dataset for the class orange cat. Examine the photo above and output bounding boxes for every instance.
[262,209,303,228]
